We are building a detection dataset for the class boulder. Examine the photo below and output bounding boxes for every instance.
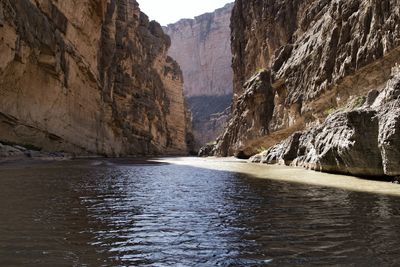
[256,69,400,177]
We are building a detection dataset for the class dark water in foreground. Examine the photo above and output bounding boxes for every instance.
[1,158,400,266]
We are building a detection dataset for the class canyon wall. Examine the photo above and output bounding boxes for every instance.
[251,67,400,178]
[0,0,191,156]
[207,0,400,177]
[164,3,233,149]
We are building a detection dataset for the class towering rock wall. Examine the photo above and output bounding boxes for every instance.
[251,67,400,178]
[0,0,190,156]
[164,3,233,149]
[212,0,400,162]
[203,0,400,177]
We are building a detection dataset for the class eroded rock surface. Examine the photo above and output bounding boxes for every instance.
[165,3,233,149]
[0,142,71,161]
[0,0,191,156]
[212,0,400,159]
[251,68,400,177]
[214,70,275,157]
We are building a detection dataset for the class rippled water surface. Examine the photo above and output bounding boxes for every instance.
[1,158,400,266]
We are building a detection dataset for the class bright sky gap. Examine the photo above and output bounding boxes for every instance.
[137,0,234,26]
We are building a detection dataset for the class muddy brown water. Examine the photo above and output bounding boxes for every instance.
[0,158,400,266]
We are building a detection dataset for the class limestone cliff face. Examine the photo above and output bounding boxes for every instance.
[212,0,400,162]
[164,3,233,149]
[251,67,400,178]
[0,0,190,156]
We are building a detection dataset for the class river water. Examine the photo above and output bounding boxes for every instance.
[1,157,400,266]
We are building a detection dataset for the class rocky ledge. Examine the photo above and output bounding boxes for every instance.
[0,142,71,162]
[205,0,400,159]
[201,0,400,179]
[251,67,400,178]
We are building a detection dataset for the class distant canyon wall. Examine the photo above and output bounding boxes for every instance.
[0,0,191,156]
[164,3,234,149]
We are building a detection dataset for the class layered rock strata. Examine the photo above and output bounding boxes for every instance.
[164,3,234,149]
[211,0,400,159]
[251,67,400,178]
[0,0,191,156]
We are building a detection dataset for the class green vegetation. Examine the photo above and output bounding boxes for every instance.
[323,95,366,117]
[351,96,366,109]
[324,107,337,116]
[256,67,266,73]
[256,146,268,153]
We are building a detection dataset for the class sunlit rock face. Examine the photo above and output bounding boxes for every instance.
[0,0,191,156]
[164,3,234,149]
[212,0,400,161]
[251,68,400,178]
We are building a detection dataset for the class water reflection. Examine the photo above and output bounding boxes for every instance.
[0,159,400,266]
[79,166,250,266]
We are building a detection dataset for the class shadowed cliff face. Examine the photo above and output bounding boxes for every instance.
[164,3,233,149]
[0,0,191,156]
[211,0,400,161]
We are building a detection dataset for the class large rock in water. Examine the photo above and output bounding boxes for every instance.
[164,3,234,150]
[251,69,400,178]
[211,0,400,163]
[0,0,192,156]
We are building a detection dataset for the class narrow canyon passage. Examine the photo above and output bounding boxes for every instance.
[1,158,400,266]
[1,0,400,266]
[164,2,234,150]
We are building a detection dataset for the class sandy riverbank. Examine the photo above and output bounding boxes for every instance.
[156,157,400,197]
